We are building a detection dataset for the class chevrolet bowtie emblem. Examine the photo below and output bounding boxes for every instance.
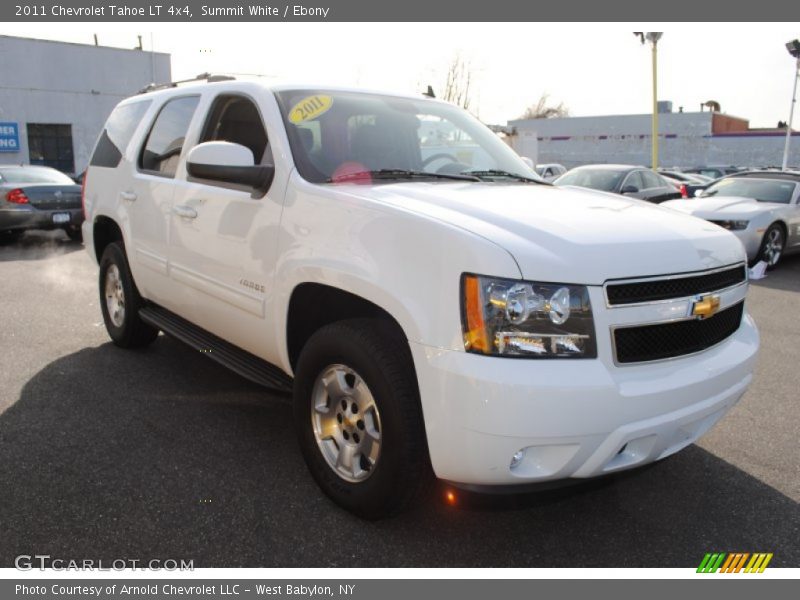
[691,294,721,319]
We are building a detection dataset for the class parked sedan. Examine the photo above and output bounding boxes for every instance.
[682,165,742,179]
[0,165,83,242]
[553,164,681,203]
[535,163,567,181]
[659,170,712,198]
[662,172,800,269]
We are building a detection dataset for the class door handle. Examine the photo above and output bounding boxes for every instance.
[120,191,137,202]
[172,205,198,219]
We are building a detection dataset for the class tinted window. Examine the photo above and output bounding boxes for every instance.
[91,101,152,168]
[640,170,663,189]
[0,166,74,185]
[621,171,644,191]
[702,178,797,204]
[199,95,269,164]
[140,96,199,177]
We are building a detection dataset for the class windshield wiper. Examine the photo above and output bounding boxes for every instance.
[462,169,547,184]
[327,169,480,183]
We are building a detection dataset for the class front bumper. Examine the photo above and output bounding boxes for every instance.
[411,309,758,486]
[0,206,83,232]
[729,228,763,262]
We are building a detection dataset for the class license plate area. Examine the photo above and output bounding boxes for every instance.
[52,212,70,224]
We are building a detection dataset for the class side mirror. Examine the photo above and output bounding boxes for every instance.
[520,156,534,170]
[620,185,639,195]
[186,141,274,191]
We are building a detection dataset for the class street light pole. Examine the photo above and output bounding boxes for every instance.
[650,36,660,171]
[782,56,800,171]
[635,32,663,170]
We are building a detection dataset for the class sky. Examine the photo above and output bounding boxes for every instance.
[9,22,800,128]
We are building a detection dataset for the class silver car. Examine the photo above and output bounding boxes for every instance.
[662,171,800,269]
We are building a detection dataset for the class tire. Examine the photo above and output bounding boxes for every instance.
[98,242,159,348]
[293,318,431,519]
[65,226,83,242]
[756,223,785,270]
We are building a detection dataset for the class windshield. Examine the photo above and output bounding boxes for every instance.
[702,178,797,204]
[274,89,540,184]
[554,168,626,192]
[0,166,74,185]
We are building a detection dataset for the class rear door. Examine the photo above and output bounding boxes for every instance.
[126,95,200,304]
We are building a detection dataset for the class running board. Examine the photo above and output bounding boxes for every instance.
[139,304,293,395]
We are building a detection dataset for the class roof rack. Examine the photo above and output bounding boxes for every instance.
[137,72,236,94]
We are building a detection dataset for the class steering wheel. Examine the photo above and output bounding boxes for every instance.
[421,153,460,169]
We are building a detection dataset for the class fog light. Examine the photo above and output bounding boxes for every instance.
[510,449,526,470]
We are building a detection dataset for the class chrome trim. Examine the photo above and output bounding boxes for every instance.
[609,301,745,367]
[603,262,748,308]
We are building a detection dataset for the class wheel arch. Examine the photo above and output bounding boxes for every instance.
[92,215,124,263]
[285,282,413,373]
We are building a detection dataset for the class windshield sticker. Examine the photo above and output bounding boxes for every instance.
[289,95,333,124]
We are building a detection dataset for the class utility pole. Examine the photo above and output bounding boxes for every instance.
[635,32,663,170]
[782,40,800,171]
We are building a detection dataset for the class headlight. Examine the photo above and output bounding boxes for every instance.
[461,274,596,358]
[713,220,749,231]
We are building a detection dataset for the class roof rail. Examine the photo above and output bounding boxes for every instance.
[137,72,236,94]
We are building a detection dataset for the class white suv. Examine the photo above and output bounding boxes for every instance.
[82,77,759,518]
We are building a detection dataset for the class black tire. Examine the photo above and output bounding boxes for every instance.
[98,242,159,348]
[755,223,785,270]
[293,318,431,519]
[65,226,83,242]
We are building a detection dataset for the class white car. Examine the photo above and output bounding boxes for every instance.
[663,171,800,270]
[82,78,759,518]
[535,163,567,181]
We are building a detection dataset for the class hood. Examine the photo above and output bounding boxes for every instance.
[335,181,745,285]
[662,195,780,219]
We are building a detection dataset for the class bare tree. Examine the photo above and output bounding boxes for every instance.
[442,54,474,111]
[520,93,570,120]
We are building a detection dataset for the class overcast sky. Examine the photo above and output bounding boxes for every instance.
[11,22,800,127]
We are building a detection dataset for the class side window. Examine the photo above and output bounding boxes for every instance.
[622,171,643,190]
[641,170,663,189]
[139,96,199,177]
[90,101,152,168]
[198,95,270,164]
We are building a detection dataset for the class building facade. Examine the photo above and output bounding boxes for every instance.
[0,35,170,176]
[508,109,800,169]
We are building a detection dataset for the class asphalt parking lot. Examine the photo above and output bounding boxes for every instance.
[0,230,798,568]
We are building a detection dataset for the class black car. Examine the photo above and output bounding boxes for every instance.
[553,164,681,203]
[0,165,83,242]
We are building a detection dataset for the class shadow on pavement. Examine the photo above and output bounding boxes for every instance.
[0,335,797,568]
[0,230,82,262]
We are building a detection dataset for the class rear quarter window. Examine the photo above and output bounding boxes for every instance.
[90,100,152,168]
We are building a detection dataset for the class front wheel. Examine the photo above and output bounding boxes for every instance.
[756,224,785,270]
[99,242,159,348]
[293,319,431,519]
